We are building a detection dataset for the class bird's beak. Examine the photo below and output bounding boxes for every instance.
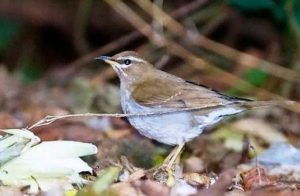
[95,56,116,65]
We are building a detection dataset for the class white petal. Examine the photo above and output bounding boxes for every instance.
[1,129,40,141]
[0,129,40,153]
[0,157,92,183]
[20,141,98,159]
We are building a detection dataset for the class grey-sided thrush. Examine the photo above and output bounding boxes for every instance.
[97,51,279,169]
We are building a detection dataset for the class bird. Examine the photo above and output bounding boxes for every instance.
[97,51,282,170]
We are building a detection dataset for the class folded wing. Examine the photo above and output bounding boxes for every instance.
[131,78,250,110]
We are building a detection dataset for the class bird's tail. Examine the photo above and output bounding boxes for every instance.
[239,100,296,109]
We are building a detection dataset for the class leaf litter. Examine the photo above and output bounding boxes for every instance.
[0,66,299,195]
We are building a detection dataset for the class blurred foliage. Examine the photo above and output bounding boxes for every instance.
[293,1,300,26]
[242,68,269,87]
[227,0,285,23]
[228,0,300,27]
[0,0,298,94]
[17,58,43,83]
[0,17,22,51]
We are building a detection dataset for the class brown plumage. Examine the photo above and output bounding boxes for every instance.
[98,51,282,170]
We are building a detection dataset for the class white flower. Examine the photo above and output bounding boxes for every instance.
[0,129,98,193]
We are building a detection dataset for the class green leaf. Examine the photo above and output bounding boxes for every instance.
[227,0,287,23]
[293,0,300,26]
[0,17,22,50]
[242,68,269,87]
[227,0,276,11]
[18,61,43,83]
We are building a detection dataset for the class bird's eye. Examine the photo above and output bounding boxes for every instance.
[124,59,131,65]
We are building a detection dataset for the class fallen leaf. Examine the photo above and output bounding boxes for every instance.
[133,180,170,196]
[183,173,211,187]
[241,167,273,190]
[111,182,144,196]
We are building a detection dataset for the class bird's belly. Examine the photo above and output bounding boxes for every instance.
[122,100,204,145]
[121,96,243,145]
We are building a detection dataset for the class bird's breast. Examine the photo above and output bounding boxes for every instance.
[119,88,242,145]
[120,89,201,145]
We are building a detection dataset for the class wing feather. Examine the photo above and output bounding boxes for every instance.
[131,78,247,109]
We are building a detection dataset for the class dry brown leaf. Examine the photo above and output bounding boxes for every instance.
[198,169,236,196]
[183,172,211,187]
[241,167,273,190]
[128,169,146,181]
[110,182,145,196]
[133,180,170,196]
[250,184,300,196]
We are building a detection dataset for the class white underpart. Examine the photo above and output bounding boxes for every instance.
[120,87,242,146]
[196,107,242,124]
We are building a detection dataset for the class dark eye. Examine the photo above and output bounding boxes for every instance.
[124,59,131,65]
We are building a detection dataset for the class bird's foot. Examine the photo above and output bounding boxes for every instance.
[151,164,176,186]
[147,144,185,186]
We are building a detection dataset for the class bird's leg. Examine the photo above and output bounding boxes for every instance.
[166,143,185,169]
[152,143,185,186]
[162,146,177,166]
[147,148,177,174]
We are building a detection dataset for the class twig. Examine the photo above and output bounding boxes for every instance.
[105,0,208,67]
[73,0,93,54]
[27,104,225,130]
[104,0,300,113]
[27,100,297,130]
[170,0,210,17]
[250,145,262,185]
[152,0,165,44]
[63,0,210,79]
[134,0,300,83]
[66,31,141,75]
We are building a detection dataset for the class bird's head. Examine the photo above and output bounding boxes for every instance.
[97,51,154,83]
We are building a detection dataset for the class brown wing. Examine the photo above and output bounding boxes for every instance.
[131,78,246,109]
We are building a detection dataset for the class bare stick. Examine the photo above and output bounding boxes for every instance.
[28,106,218,130]
[134,0,300,82]
[64,0,210,79]
[250,145,262,185]
[104,0,300,114]
[27,100,296,130]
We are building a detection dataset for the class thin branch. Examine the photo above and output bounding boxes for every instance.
[103,0,300,114]
[134,0,300,83]
[28,99,297,130]
[63,0,210,79]
[73,0,93,54]
[27,104,229,130]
